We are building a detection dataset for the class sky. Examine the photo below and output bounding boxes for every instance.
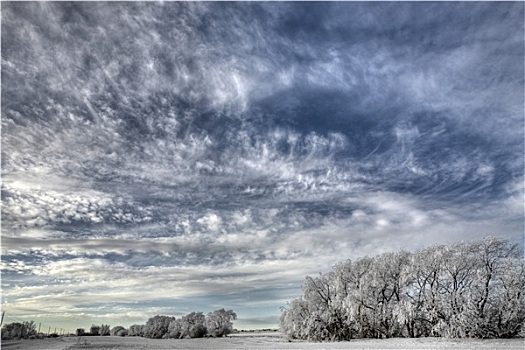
[1,1,524,332]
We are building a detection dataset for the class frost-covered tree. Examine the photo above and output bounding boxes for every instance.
[205,309,237,337]
[279,298,310,340]
[465,238,525,338]
[493,257,525,337]
[280,237,524,340]
[397,247,441,337]
[179,312,207,338]
[143,315,175,339]
[302,272,350,341]
[135,308,237,339]
[363,251,410,339]
[167,319,182,339]
[431,242,478,337]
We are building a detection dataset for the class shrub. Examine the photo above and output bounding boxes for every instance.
[128,324,144,337]
[111,326,127,336]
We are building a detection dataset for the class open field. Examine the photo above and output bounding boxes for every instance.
[1,335,524,350]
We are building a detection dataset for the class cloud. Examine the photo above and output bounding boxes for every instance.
[196,213,223,233]
[1,182,153,231]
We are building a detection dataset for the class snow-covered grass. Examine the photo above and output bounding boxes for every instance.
[1,335,524,350]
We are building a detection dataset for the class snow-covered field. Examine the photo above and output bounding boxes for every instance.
[1,335,524,350]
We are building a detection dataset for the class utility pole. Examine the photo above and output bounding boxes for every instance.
[0,311,4,326]
[38,323,41,334]
[48,326,51,335]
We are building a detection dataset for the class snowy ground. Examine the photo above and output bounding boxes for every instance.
[1,335,523,350]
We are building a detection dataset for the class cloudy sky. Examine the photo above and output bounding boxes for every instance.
[1,1,524,331]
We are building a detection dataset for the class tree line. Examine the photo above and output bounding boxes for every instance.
[77,309,237,339]
[75,324,125,337]
[1,321,39,340]
[127,309,237,339]
[2,309,236,340]
[280,237,524,340]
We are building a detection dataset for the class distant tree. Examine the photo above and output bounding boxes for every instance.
[144,315,175,339]
[205,309,237,337]
[128,324,145,337]
[180,312,207,338]
[76,328,85,336]
[167,319,182,339]
[90,324,101,336]
[110,325,127,336]
[100,324,110,336]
